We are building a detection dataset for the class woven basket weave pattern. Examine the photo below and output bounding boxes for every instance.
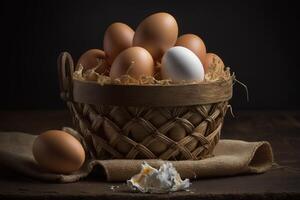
[58,52,232,161]
[66,101,228,160]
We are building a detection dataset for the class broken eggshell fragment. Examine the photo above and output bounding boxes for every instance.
[127,162,190,193]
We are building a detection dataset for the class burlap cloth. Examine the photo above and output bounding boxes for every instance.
[0,130,274,182]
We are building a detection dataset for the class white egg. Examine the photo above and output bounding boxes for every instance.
[161,46,204,81]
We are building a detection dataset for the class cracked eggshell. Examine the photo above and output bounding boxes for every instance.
[161,46,204,81]
[104,22,134,65]
[127,162,190,193]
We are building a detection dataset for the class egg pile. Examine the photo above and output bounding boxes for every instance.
[76,12,227,83]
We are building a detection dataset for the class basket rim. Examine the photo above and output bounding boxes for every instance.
[73,74,234,87]
[71,75,233,107]
[58,51,234,107]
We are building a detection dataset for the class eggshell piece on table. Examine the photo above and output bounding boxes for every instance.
[175,34,207,63]
[32,130,85,174]
[133,12,178,62]
[161,46,204,81]
[109,47,154,80]
[204,53,225,73]
[77,49,109,74]
[104,22,134,65]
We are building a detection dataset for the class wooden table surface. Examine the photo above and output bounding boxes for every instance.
[0,110,300,200]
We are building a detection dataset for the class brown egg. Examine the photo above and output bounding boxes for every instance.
[110,47,154,80]
[133,12,178,61]
[203,53,225,73]
[77,49,109,74]
[104,22,134,65]
[175,34,207,63]
[32,130,85,174]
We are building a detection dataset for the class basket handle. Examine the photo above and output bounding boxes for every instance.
[58,52,74,101]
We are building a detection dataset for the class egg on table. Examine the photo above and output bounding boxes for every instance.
[104,22,134,65]
[175,34,207,63]
[109,47,154,80]
[133,12,178,62]
[161,46,204,81]
[32,130,85,174]
[77,49,109,74]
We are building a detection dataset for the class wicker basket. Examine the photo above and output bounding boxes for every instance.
[58,52,233,160]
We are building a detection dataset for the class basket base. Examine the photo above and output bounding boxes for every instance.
[67,101,228,160]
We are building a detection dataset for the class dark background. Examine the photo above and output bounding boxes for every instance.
[1,0,299,110]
